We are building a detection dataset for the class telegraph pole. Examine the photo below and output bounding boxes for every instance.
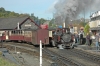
[84,7,85,23]
[40,40,42,66]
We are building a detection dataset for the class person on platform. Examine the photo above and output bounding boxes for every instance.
[79,31,83,44]
[86,33,90,46]
[74,32,79,43]
[95,33,99,50]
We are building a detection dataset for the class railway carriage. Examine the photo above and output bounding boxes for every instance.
[9,30,24,41]
[0,30,24,42]
[0,31,7,41]
[24,29,49,45]
[0,29,49,45]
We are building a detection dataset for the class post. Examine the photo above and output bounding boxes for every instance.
[1,33,3,48]
[83,7,85,27]
[15,46,16,53]
[40,40,42,66]
[17,22,19,30]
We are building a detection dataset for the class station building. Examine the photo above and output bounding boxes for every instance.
[0,16,40,40]
[89,11,100,34]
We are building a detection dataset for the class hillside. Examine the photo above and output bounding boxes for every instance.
[0,7,30,18]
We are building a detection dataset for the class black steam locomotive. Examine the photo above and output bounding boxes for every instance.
[49,28,74,49]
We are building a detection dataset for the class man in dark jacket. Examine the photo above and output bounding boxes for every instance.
[79,33,83,44]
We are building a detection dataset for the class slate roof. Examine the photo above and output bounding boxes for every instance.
[0,17,29,30]
[0,16,41,30]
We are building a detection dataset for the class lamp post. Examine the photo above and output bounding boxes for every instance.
[84,8,85,23]
[70,20,73,27]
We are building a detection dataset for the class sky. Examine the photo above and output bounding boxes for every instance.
[0,0,97,20]
[0,0,56,19]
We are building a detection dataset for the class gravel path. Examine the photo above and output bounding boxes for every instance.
[9,51,53,66]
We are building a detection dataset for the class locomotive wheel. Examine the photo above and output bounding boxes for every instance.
[61,44,66,49]
[71,45,74,49]
[51,40,56,47]
[70,43,74,49]
[57,44,66,49]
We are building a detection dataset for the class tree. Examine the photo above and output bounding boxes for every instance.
[30,13,34,20]
[84,23,90,35]
[0,7,30,18]
[49,21,52,27]
[39,18,46,24]
[79,22,87,27]
[0,7,5,12]
[49,19,56,28]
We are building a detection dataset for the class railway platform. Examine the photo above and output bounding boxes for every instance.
[76,45,100,50]
[74,39,100,51]
[75,44,100,55]
[0,48,19,65]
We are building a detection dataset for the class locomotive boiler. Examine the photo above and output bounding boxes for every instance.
[49,28,74,49]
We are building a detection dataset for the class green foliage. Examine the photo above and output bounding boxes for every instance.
[49,21,52,27]
[0,57,17,66]
[0,7,29,18]
[0,7,47,25]
[49,19,56,28]
[0,7,5,12]
[84,23,90,35]
[30,13,46,25]
[79,22,87,27]
[39,18,46,24]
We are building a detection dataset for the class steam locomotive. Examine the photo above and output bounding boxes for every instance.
[49,28,74,49]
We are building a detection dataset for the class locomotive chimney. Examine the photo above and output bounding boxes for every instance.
[63,22,65,28]
[17,22,19,30]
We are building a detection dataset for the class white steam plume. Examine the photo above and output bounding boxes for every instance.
[53,0,100,27]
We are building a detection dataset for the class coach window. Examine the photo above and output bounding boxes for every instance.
[11,30,15,35]
[13,31,15,34]
[11,31,13,34]
[18,30,20,34]
[19,30,22,35]
[17,30,21,35]
[17,30,20,35]
[14,31,15,34]
[16,30,19,34]
[27,31,29,36]
[14,30,16,34]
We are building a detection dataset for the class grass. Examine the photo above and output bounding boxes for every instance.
[0,56,17,66]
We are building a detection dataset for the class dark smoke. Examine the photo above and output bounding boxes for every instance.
[54,0,100,27]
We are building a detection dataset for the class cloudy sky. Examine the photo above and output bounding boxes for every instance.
[0,0,56,19]
[0,0,99,20]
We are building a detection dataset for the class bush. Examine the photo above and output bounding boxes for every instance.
[0,57,17,66]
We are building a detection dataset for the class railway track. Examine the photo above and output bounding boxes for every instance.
[48,48,100,66]
[70,49,100,64]
[43,48,84,66]
[1,42,40,66]
[3,42,83,66]
[2,42,100,66]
